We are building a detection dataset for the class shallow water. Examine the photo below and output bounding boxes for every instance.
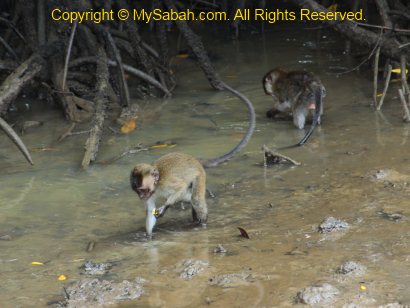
[1,27,409,307]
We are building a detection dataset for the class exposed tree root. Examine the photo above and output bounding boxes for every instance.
[0,117,33,165]
[81,48,109,169]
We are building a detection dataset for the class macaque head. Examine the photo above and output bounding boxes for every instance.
[130,163,160,200]
[263,68,286,96]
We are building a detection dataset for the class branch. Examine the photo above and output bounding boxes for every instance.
[62,20,78,91]
[69,57,171,96]
[0,117,33,165]
[0,54,43,116]
[104,27,130,106]
[81,47,109,169]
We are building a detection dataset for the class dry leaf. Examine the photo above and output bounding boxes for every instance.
[150,143,177,149]
[391,68,408,75]
[237,227,250,239]
[176,53,189,59]
[120,119,136,134]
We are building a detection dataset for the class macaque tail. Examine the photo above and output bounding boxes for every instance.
[279,87,322,150]
[201,82,256,168]
[296,87,322,146]
[0,117,33,165]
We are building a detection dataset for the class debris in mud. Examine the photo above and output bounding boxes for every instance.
[377,211,405,222]
[318,217,349,233]
[295,283,339,305]
[336,261,366,276]
[213,244,227,254]
[263,145,301,166]
[81,260,113,276]
[208,272,253,287]
[285,248,308,256]
[369,169,410,190]
[177,259,209,280]
[0,234,12,241]
[374,169,388,180]
[21,120,43,134]
[62,277,145,307]
[378,303,407,308]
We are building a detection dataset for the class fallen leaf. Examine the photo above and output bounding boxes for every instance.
[150,143,177,149]
[58,275,67,281]
[120,119,137,134]
[237,227,250,239]
[391,68,408,75]
[176,53,189,59]
[31,261,44,265]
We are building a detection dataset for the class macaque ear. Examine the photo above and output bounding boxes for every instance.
[152,168,159,184]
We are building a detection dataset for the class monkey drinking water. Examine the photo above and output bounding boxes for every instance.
[263,68,326,146]
[130,82,255,236]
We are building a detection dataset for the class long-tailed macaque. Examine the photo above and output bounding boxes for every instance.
[263,68,326,146]
[130,82,255,236]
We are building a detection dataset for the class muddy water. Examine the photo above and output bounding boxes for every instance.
[1,28,409,307]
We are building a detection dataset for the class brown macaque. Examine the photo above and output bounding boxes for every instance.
[263,68,326,146]
[131,153,207,236]
[130,82,255,236]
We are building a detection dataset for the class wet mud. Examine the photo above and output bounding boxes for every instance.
[1,27,409,307]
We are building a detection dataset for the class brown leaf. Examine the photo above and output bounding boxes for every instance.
[120,119,136,134]
[237,227,250,239]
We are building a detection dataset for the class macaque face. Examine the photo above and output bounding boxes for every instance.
[130,164,159,200]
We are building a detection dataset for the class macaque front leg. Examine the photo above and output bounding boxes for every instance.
[145,198,157,237]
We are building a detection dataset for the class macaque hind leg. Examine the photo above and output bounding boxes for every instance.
[191,175,208,225]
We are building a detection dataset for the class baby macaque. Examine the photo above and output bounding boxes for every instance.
[130,81,255,236]
[263,68,326,146]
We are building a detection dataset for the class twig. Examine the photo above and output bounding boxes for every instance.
[57,122,76,143]
[400,55,410,103]
[37,0,46,45]
[373,46,381,105]
[262,145,301,166]
[352,21,410,33]
[338,29,383,76]
[62,20,78,91]
[0,17,25,42]
[398,89,410,122]
[376,64,392,110]
[97,144,148,165]
[69,57,171,96]
[105,28,130,107]
[0,35,18,60]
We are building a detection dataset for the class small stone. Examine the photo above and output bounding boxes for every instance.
[213,244,227,254]
[296,283,339,305]
[337,261,366,276]
[178,259,208,280]
[318,217,349,233]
